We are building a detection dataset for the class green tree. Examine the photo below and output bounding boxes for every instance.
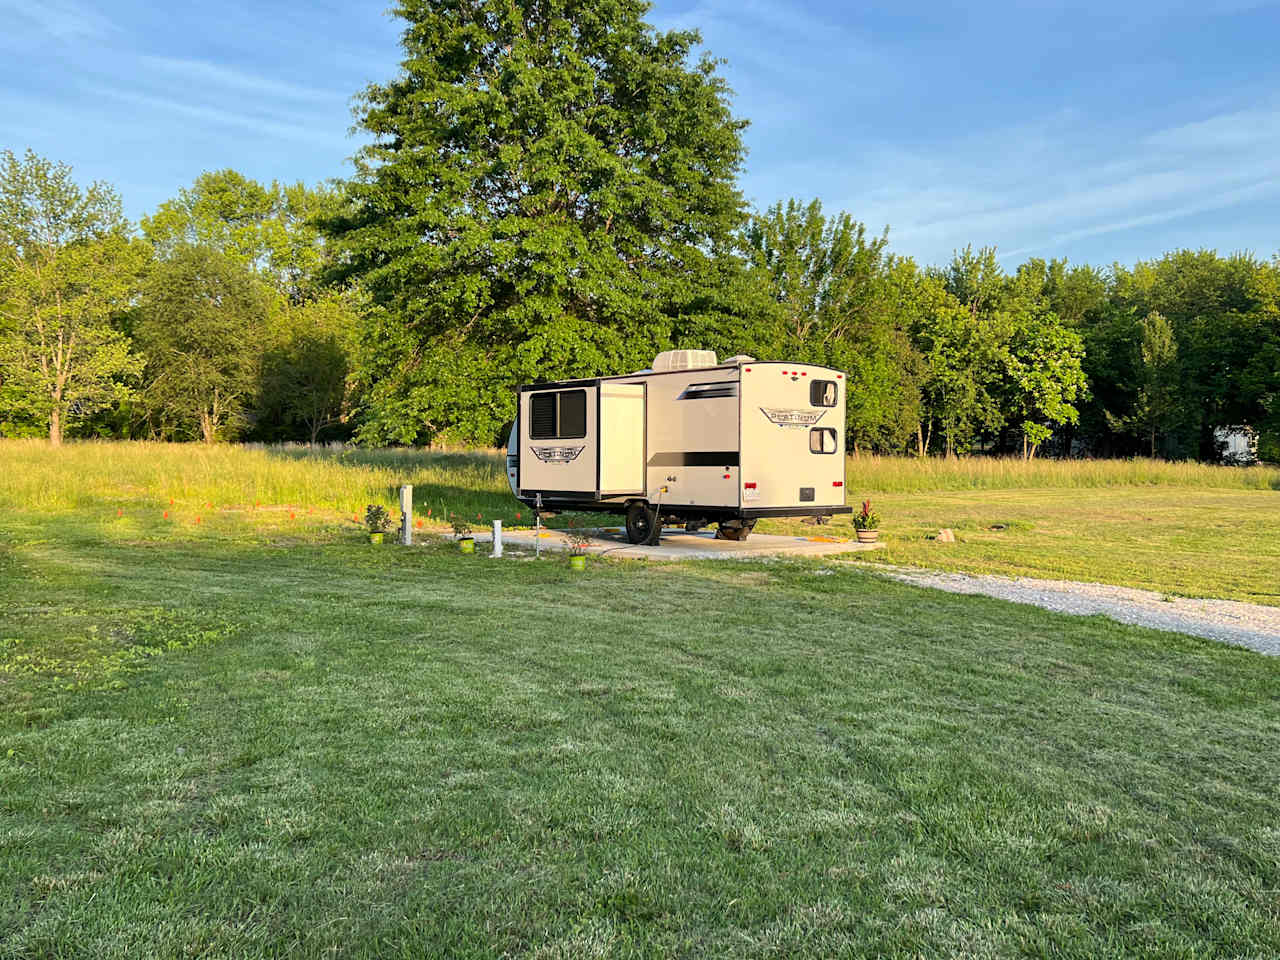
[257,294,355,444]
[135,246,273,443]
[142,170,337,303]
[997,300,1087,459]
[744,199,893,351]
[743,199,922,452]
[911,279,1004,457]
[325,0,751,445]
[1105,311,1179,457]
[0,149,146,444]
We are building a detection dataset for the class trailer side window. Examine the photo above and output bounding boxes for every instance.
[559,390,587,438]
[529,389,587,440]
[530,394,557,439]
[810,380,837,407]
[810,428,838,454]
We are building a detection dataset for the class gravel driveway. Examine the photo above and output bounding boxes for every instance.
[877,567,1280,656]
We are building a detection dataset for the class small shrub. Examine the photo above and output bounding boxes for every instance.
[564,528,594,555]
[365,504,391,534]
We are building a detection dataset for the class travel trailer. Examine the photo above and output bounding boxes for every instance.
[505,350,852,543]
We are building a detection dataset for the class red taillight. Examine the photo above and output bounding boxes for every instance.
[837,374,843,379]
[833,481,843,487]
[744,482,757,489]
[723,473,730,479]
[801,372,807,376]
[744,367,751,372]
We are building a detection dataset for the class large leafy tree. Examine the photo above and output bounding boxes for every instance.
[1104,310,1179,457]
[142,170,337,303]
[0,150,146,444]
[135,245,273,443]
[257,293,354,444]
[743,199,922,453]
[326,0,751,444]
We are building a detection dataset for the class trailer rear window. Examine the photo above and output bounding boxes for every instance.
[811,380,837,407]
[529,389,587,440]
[810,427,838,454]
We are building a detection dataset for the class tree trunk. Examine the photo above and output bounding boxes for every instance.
[200,411,216,444]
[916,424,925,457]
[49,406,63,447]
[1150,425,1157,459]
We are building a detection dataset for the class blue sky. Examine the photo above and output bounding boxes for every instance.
[2,0,1277,268]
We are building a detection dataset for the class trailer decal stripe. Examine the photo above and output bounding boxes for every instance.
[647,451,740,467]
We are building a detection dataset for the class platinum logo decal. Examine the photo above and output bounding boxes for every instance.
[760,407,827,428]
[531,445,586,464]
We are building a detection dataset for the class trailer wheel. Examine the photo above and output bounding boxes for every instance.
[716,519,756,541]
[625,502,657,545]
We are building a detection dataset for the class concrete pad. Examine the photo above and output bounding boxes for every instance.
[478,526,884,560]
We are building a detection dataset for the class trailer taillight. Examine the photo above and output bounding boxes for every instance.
[801,372,807,376]
[744,482,757,489]
[833,481,843,487]
[837,374,843,379]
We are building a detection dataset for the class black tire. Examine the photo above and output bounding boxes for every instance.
[716,519,756,541]
[625,501,657,544]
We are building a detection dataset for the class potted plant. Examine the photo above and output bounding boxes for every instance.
[565,527,593,571]
[852,499,880,543]
[365,504,392,544]
[452,518,475,553]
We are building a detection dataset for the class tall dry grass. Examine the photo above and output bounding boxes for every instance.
[0,440,511,518]
[847,453,1280,493]
[1,441,1275,519]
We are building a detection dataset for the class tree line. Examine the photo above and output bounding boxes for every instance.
[2,0,1277,461]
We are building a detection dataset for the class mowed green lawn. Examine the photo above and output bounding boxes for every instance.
[4,490,1280,956]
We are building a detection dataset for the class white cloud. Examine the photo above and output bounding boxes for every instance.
[138,57,348,106]
[0,0,115,40]
[97,88,337,145]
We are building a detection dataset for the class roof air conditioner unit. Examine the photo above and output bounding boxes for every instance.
[652,349,717,372]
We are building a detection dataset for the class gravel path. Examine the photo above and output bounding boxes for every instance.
[877,567,1280,656]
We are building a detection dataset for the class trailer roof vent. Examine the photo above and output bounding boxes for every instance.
[724,354,756,366]
[653,349,718,372]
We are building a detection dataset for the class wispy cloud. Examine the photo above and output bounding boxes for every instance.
[138,56,348,106]
[97,88,336,145]
[0,0,115,40]
[758,98,1280,265]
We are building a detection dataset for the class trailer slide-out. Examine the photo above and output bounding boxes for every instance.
[505,350,852,543]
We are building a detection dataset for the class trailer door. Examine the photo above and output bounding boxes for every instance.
[598,383,645,495]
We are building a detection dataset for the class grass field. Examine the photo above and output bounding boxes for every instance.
[4,504,1280,956]
[3,440,1277,603]
[2,441,1280,955]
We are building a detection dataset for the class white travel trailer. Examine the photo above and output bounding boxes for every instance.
[504,350,852,543]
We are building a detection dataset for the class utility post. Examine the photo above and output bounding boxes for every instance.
[400,484,413,545]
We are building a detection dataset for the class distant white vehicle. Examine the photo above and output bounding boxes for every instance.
[1214,425,1258,465]
[505,350,852,543]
